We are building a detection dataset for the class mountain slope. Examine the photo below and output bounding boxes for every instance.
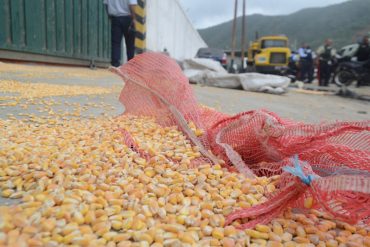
[198,0,370,50]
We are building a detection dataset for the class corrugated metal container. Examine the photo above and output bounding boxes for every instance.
[0,0,111,66]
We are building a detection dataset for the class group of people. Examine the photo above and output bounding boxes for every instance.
[291,36,370,86]
[103,0,370,79]
[292,39,337,86]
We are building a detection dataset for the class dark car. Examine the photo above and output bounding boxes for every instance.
[195,48,227,68]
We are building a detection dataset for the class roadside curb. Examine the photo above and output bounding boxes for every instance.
[336,87,370,102]
[289,83,370,102]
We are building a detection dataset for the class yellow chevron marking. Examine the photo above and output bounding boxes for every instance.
[135,22,146,33]
[134,0,146,51]
[135,6,145,18]
[135,38,146,49]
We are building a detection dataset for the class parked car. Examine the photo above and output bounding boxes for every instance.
[195,48,227,68]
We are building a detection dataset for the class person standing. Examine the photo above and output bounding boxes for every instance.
[298,43,313,83]
[298,43,308,82]
[104,0,138,67]
[288,51,299,78]
[355,35,370,86]
[316,39,336,86]
[306,46,315,83]
[355,35,370,62]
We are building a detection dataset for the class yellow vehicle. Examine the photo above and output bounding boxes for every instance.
[247,35,291,74]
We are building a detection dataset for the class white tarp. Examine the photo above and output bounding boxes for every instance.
[183,58,290,94]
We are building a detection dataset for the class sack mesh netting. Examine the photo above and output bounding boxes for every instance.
[112,52,370,229]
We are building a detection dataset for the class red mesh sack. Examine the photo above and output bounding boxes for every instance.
[112,52,370,227]
[226,156,370,228]
[208,110,370,176]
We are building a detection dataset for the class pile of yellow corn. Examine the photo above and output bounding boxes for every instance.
[1,115,369,247]
[0,80,112,100]
[0,62,116,80]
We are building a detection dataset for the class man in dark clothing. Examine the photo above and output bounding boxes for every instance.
[306,46,315,83]
[355,36,370,85]
[298,44,308,82]
[356,36,370,62]
[316,39,336,86]
[288,51,299,79]
[104,0,137,67]
[298,44,314,83]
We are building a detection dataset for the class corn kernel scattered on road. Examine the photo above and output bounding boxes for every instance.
[1,68,369,246]
[1,115,369,247]
[0,80,112,100]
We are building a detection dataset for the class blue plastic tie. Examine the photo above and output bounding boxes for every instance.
[283,155,316,185]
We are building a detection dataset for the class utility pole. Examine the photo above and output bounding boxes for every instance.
[241,0,246,72]
[229,0,238,73]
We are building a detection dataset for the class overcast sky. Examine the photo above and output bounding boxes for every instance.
[178,0,349,29]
